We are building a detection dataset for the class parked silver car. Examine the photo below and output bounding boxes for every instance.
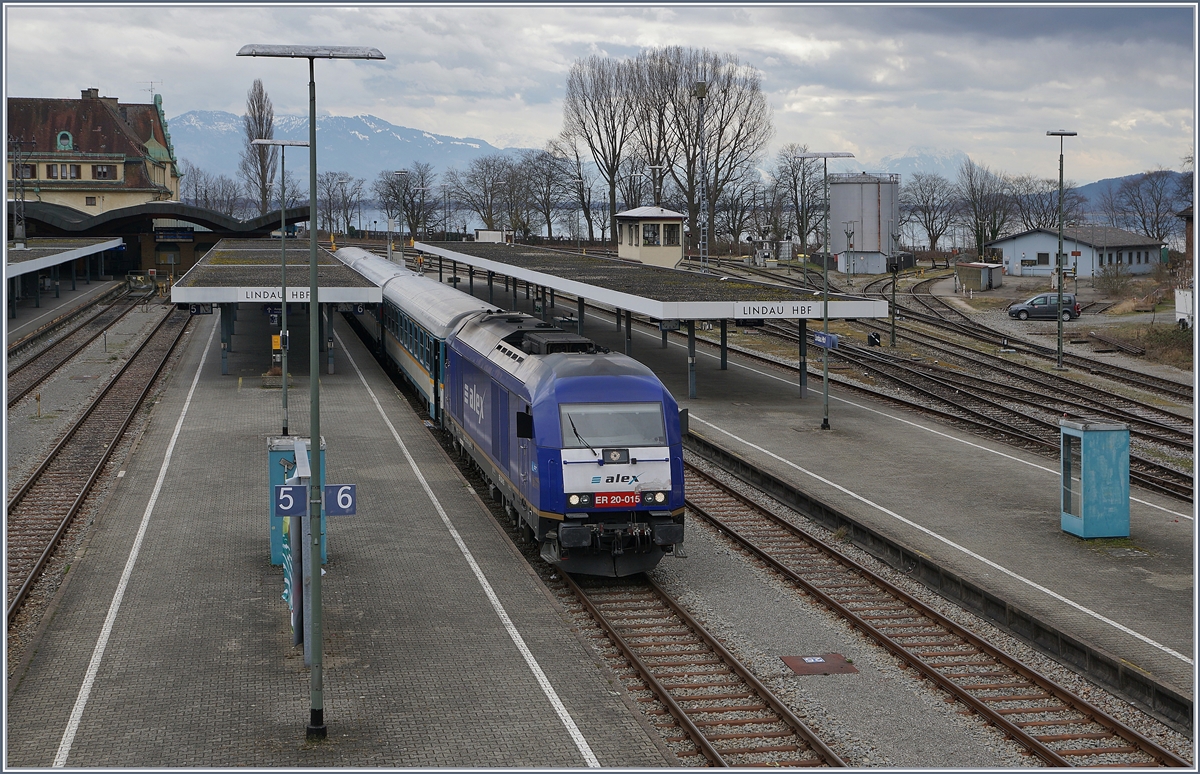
[1008,293,1081,321]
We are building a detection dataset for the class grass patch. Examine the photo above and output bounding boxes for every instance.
[1096,322,1193,370]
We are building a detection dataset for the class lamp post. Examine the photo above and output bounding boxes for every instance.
[796,152,854,430]
[394,170,408,264]
[1047,129,1077,370]
[238,43,384,743]
[646,164,665,206]
[251,138,308,436]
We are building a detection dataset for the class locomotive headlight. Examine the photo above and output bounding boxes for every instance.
[568,494,581,506]
[654,492,666,503]
[641,492,654,504]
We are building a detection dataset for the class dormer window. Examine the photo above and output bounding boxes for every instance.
[57,131,73,151]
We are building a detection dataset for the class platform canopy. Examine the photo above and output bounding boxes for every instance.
[170,239,382,304]
[414,241,888,321]
[5,237,123,279]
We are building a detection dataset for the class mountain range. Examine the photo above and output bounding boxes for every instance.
[166,110,522,183]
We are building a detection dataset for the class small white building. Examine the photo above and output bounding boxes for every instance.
[474,228,511,244]
[614,207,686,268]
[985,227,1164,280]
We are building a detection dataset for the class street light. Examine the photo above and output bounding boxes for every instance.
[646,163,666,206]
[238,42,384,743]
[797,152,855,430]
[1047,129,1077,370]
[251,138,308,437]
[393,170,408,263]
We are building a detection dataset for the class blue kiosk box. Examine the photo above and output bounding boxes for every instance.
[268,435,327,564]
[1060,419,1130,539]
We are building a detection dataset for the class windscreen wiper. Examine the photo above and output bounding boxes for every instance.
[567,414,597,455]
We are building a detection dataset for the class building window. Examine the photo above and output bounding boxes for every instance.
[85,196,97,206]
[1118,251,1123,264]
[664,223,680,246]
[57,131,73,151]
[618,223,624,244]
[642,223,660,246]
[92,164,118,180]
[45,163,81,180]
[1037,252,1050,265]
[12,163,36,179]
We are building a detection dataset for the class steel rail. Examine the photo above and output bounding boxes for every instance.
[561,572,845,767]
[6,284,130,359]
[684,463,1191,768]
[7,309,190,623]
[7,299,141,408]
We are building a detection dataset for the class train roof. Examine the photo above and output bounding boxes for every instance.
[333,247,498,339]
[454,312,664,402]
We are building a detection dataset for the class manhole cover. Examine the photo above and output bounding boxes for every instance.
[781,654,858,675]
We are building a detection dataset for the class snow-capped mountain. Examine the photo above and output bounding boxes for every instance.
[827,145,970,179]
[166,110,523,181]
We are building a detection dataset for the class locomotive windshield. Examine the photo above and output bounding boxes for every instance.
[559,402,666,448]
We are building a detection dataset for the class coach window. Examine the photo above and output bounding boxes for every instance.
[643,223,660,246]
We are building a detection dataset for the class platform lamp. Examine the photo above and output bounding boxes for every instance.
[393,170,408,263]
[237,43,385,743]
[796,152,854,430]
[1047,129,1077,371]
[252,138,308,437]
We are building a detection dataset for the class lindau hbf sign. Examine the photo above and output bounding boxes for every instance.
[734,299,885,319]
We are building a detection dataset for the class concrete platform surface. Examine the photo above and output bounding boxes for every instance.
[6,304,668,767]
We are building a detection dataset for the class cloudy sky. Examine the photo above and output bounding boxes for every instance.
[4,3,1196,184]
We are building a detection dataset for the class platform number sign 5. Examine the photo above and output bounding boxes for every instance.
[274,485,308,517]
[324,484,357,516]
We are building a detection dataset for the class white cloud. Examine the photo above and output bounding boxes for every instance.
[4,4,1194,182]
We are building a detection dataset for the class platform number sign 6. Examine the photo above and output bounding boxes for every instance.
[274,485,308,517]
[324,484,357,516]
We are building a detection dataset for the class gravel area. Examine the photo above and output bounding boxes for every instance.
[676,452,1193,765]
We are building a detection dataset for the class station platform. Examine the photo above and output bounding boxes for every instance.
[472,278,1195,713]
[5,304,669,766]
[6,278,124,347]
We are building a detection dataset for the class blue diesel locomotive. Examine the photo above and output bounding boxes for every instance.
[336,247,686,576]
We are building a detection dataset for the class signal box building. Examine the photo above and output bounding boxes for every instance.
[7,88,182,214]
[985,226,1165,281]
[615,207,686,268]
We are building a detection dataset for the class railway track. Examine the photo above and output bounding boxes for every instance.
[6,284,130,363]
[553,572,846,767]
[755,321,1192,501]
[7,296,141,409]
[6,307,191,624]
[683,462,1191,768]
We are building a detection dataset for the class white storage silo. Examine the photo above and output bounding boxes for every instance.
[828,173,901,275]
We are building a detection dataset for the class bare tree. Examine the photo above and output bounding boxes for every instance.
[630,47,679,206]
[956,159,1014,258]
[237,79,277,216]
[562,54,636,247]
[372,169,405,227]
[773,143,823,254]
[901,172,958,253]
[663,47,773,251]
[520,147,570,239]
[446,154,508,230]
[1118,169,1184,242]
[549,134,597,243]
[317,171,349,233]
[1008,173,1086,231]
[399,162,439,241]
[616,154,650,212]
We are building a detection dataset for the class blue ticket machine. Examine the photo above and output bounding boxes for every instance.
[268,435,327,564]
[1060,420,1130,539]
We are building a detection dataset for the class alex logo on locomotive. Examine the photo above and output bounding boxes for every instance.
[463,382,486,424]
